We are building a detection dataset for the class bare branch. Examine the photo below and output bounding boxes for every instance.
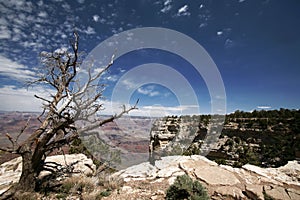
[56,92,73,115]
[15,117,31,146]
[3,32,138,193]
[5,133,15,147]
[37,108,46,123]
[45,132,78,152]
[79,99,139,135]
[0,147,15,153]
[34,94,51,104]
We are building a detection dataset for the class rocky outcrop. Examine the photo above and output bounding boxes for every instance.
[149,117,180,158]
[0,154,95,195]
[1,154,299,199]
[149,115,299,168]
[113,155,300,200]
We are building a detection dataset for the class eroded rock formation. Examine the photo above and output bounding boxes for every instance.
[113,155,300,200]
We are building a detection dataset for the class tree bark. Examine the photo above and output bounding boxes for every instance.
[14,144,45,192]
[0,151,41,199]
[16,152,37,192]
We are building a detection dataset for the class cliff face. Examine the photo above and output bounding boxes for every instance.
[149,115,299,168]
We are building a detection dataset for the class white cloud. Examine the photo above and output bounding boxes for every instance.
[0,82,199,116]
[0,55,36,81]
[120,81,161,97]
[82,26,96,35]
[217,31,223,36]
[137,87,160,97]
[257,106,271,109]
[97,100,200,117]
[199,23,207,28]
[62,3,71,10]
[0,28,11,39]
[0,85,54,112]
[178,5,188,13]
[38,11,48,18]
[104,75,119,82]
[130,105,200,117]
[177,5,190,16]
[121,79,138,90]
[225,38,234,48]
[93,15,99,22]
[161,0,172,13]
[1,0,96,61]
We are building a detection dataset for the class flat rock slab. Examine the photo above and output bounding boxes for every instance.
[264,185,291,200]
[194,165,241,186]
[214,186,245,199]
[245,184,264,200]
[119,162,157,179]
[180,160,240,186]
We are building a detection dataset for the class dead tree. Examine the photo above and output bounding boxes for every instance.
[0,32,137,195]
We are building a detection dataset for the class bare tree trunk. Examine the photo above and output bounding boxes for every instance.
[0,150,42,199]
[7,143,45,193]
[17,152,37,192]
[0,32,138,198]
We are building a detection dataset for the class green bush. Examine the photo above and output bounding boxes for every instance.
[99,189,111,197]
[215,159,226,165]
[166,174,209,200]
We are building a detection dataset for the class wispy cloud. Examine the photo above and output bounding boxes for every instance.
[97,100,200,117]
[0,85,54,112]
[0,55,36,82]
[161,0,172,13]
[177,5,191,16]
[257,106,271,109]
[120,80,161,97]
[137,86,160,97]
[0,85,200,116]
[103,74,119,82]
[121,79,137,90]
[131,105,199,117]
[93,15,99,22]
[80,26,96,35]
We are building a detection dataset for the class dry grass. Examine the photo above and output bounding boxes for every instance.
[48,173,124,199]
[59,175,97,194]
[98,174,124,191]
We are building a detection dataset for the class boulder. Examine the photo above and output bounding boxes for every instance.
[214,186,246,199]
[194,165,241,186]
[117,162,157,180]
[286,188,300,200]
[0,157,22,194]
[113,155,300,200]
[264,185,291,200]
[180,158,240,186]
[0,154,96,195]
[40,153,96,177]
[245,184,264,200]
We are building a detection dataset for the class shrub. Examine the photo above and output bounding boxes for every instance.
[99,189,111,197]
[215,159,226,165]
[166,174,209,200]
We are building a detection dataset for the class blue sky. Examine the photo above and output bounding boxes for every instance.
[0,0,299,116]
